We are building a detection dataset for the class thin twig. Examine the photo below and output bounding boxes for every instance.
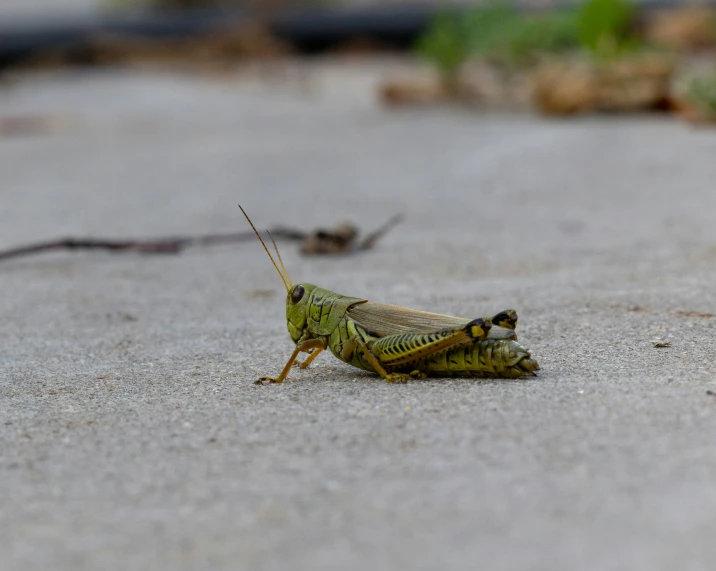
[0,217,402,262]
[0,228,306,262]
[358,214,404,251]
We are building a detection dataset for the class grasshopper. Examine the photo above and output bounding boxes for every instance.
[240,207,539,384]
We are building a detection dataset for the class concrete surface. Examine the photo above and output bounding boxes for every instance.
[1,59,716,571]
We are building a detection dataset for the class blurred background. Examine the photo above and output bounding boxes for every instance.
[2,0,716,249]
[2,0,716,132]
[4,2,716,571]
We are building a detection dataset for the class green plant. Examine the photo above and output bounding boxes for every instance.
[687,74,716,118]
[465,1,524,57]
[417,2,580,75]
[576,0,637,59]
[416,11,474,85]
[488,9,580,65]
[526,11,581,54]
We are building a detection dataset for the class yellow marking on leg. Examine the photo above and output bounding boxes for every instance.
[371,318,490,368]
[490,310,518,330]
[374,330,469,367]
[471,324,486,338]
[351,335,414,383]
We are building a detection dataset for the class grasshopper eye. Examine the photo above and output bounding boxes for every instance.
[291,285,305,304]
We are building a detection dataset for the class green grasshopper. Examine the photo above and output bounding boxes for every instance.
[240,207,539,384]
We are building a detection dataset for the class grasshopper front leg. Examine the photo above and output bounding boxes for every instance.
[255,338,326,384]
[293,347,324,370]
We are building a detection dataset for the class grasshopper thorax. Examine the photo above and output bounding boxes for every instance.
[286,283,317,343]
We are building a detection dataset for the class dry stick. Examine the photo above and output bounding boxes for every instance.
[0,228,307,262]
[358,214,403,251]
[0,216,402,262]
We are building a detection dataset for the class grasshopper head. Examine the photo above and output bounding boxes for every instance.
[286,283,316,343]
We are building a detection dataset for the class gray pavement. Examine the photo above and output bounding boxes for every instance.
[2,59,716,571]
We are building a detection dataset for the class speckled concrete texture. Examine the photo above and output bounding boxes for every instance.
[1,60,716,571]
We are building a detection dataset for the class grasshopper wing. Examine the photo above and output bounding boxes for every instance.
[346,302,516,340]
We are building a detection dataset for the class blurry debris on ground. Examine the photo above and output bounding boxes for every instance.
[381,62,531,109]
[18,22,291,73]
[0,114,74,137]
[328,38,401,57]
[530,54,676,115]
[671,70,716,125]
[642,6,716,50]
[299,215,402,255]
[380,52,677,114]
[674,309,715,318]
[0,215,403,262]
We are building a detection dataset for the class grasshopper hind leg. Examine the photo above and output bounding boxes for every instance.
[490,309,518,330]
[350,319,491,383]
[367,318,491,370]
[346,334,424,383]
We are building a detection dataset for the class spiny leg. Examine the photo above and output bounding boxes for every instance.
[255,338,325,384]
[369,318,491,368]
[349,335,419,383]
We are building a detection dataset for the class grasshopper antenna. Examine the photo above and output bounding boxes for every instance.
[266,230,292,290]
[238,205,290,292]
